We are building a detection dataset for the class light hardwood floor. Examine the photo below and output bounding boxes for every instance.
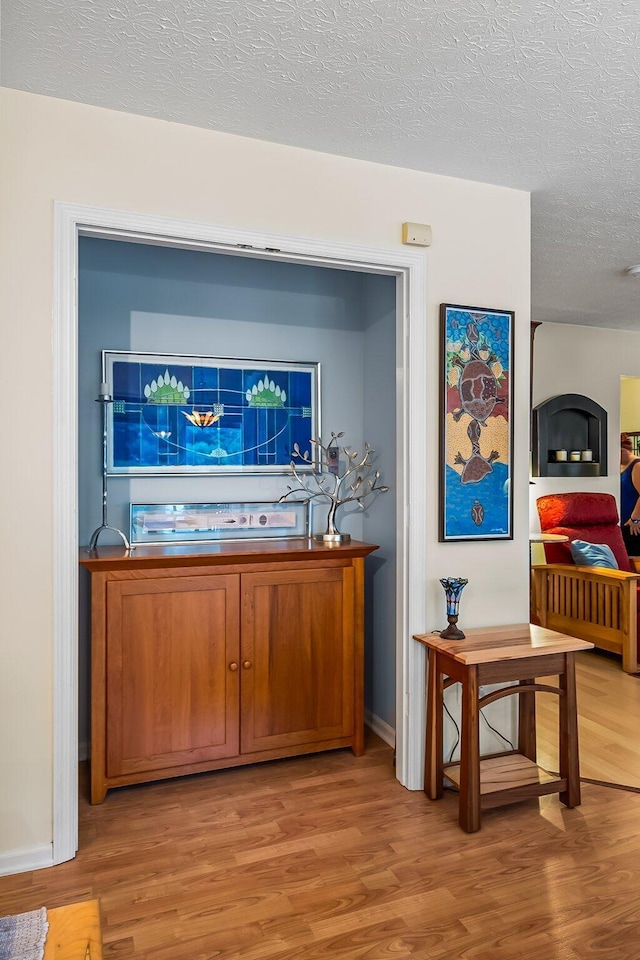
[537,648,640,789]
[2,722,640,959]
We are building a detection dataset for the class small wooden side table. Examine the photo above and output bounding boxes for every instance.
[413,623,593,832]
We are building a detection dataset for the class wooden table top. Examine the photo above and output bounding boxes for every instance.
[528,533,570,543]
[413,622,594,665]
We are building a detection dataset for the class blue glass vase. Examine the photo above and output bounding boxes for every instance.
[439,577,468,640]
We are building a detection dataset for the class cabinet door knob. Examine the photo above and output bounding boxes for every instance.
[228,662,239,671]
[242,660,252,669]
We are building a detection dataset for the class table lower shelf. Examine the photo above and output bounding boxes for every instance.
[444,753,566,809]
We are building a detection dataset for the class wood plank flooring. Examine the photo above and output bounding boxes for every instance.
[536,648,640,789]
[2,727,640,959]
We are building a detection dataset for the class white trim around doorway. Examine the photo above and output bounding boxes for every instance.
[52,202,428,866]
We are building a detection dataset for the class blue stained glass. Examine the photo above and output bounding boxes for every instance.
[105,352,318,475]
[287,370,311,409]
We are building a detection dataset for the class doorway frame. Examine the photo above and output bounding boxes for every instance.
[52,202,428,864]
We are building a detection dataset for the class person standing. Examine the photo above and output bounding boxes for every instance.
[620,433,640,555]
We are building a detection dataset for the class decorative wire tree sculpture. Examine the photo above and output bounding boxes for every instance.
[279,432,389,543]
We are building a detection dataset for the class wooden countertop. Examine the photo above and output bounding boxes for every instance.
[79,538,379,571]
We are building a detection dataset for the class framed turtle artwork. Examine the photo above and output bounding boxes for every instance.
[439,303,515,541]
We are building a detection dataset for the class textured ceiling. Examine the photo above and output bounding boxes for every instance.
[3,0,640,328]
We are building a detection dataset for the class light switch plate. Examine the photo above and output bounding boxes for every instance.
[327,445,340,476]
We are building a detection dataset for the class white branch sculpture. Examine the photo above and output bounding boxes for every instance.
[279,432,389,542]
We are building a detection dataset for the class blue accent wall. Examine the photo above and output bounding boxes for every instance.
[363,275,398,731]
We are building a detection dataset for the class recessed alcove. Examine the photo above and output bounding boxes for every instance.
[531,393,608,478]
[77,235,398,764]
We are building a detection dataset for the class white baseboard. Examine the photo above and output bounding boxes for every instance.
[365,710,396,747]
[0,844,53,878]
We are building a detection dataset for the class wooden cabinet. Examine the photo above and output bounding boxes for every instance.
[105,574,240,779]
[80,540,377,803]
[240,566,355,754]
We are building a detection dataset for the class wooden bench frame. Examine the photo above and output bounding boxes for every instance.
[531,562,640,674]
[44,900,102,960]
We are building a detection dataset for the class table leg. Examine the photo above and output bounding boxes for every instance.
[559,653,581,808]
[425,650,443,799]
[459,664,481,833]
[518,679,537,762]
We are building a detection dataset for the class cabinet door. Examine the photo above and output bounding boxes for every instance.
[241,566,354,753]
[106,574,240,778]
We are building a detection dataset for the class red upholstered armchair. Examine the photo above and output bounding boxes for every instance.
[532,492,640,673]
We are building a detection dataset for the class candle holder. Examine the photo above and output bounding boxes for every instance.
[439,577,468,640]
[88,382,131,552]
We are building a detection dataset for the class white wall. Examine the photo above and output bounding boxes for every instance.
[0,87,530,863]
[531,322,640,530]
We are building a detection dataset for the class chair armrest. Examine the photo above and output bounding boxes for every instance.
[531,563,639,673]
[630,558,640,575]
[534,562,640,583]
